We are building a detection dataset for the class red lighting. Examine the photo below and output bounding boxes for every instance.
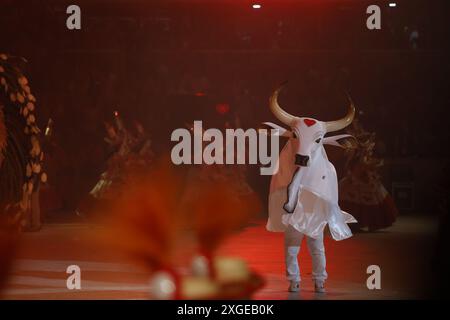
[215,103,230,115]
[195,92,206,97]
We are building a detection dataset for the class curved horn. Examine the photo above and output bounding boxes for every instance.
[269,84,296,126]
[325,94,355,132]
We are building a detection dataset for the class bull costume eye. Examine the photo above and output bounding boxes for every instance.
[315,138,322,143]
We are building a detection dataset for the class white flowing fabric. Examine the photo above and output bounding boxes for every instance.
[266,134,357,241]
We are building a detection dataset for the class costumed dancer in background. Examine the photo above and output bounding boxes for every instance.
[0,53,46,232]
[184,111,257,213]
[88,112,132,201]
[221,112,257,202]
[131,120,154,162]
[264,84,357,293]
[339,119,397,232]
[78,111,154,218]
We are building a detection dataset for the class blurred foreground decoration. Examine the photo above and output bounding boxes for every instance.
[0,53,46,231]
[107,157,263,299]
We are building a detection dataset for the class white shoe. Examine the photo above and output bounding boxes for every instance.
[314,280,326,293]
[288,281,300,292]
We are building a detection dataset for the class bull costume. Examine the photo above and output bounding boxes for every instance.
[264,84,357,293]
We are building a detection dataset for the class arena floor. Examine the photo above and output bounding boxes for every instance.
[1,215,438,300]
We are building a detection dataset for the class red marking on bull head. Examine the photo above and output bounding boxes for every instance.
[303,119,316,127]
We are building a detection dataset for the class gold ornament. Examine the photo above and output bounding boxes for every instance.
[27,114,35,124]
[18,76,28,85]
[27,181,33,194]
[32,163,41,173]
[28,94,36,102]
[17,93,25,103]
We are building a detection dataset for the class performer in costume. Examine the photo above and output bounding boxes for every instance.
[339,119,397,231]
[89,115,130,201]
[131,120,154,161]
[0,54,46,231]
[264,84,357,293]
[78,112,154,218]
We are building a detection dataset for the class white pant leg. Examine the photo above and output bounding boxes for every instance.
[306,233,328,282]
[284,225,304,282]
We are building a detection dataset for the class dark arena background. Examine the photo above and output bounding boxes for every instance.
[0,0,449,305]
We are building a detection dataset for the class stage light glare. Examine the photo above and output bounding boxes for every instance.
[252,4,261,9]
[389,3,397,7]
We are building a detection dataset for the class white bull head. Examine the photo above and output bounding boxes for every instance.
[268,84,355,168]
[265,84,355,216]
